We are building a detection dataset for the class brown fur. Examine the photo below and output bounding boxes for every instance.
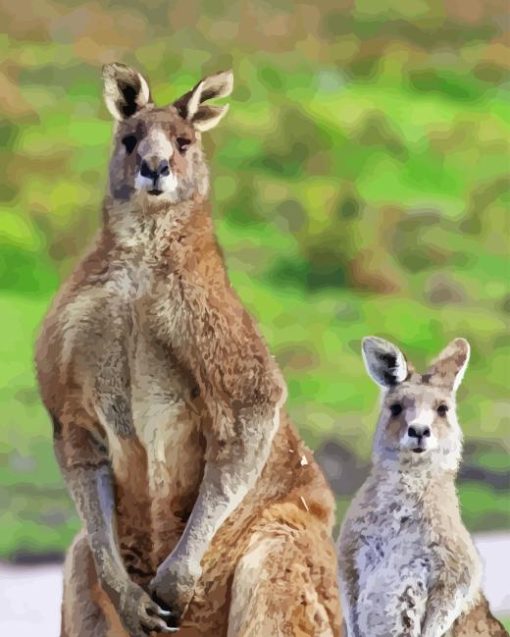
[36,64,342,636]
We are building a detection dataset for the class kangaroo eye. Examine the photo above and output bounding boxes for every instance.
[121,135,137,154]
[390,403,403,417]
[437,404,449,417]
[176,137,191,153]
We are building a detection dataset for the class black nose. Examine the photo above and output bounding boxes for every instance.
[140,159,170,181]
[408,425,431,439]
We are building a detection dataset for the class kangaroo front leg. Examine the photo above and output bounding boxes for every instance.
[337,539,361,637]
[421,555,480,637]
[422,586,471,637]
[150,401,282,618]
[147,268,287,620]
[53,415,175,637]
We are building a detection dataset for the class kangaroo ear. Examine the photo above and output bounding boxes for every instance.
[362,337,409,388]
[174,70,233,131]
[102,63,151,121]
[426,338,470,392]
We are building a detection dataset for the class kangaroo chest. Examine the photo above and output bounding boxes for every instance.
[99,262,206,510]
[355,487,432,588]
[129,324,205,489]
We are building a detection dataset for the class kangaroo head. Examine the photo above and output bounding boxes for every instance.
[102,63,233,204]
[361,336,470,472]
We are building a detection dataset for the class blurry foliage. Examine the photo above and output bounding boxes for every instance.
[0,0,509,556]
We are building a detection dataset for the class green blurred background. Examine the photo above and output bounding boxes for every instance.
[0,0,509,561]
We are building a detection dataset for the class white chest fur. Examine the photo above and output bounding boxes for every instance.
[354,477,432,597]
[349,483,431,636]
[129,325,203,497]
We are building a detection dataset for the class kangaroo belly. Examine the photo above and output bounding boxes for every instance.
[354,521,430,635]
[356,534,429,636]
[129,331,206,565]
[69,284,208,574]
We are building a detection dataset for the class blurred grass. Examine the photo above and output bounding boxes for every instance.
[0,0,509,558]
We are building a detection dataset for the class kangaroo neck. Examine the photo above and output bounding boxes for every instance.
[102,194,216,260]
[370,461,455,496]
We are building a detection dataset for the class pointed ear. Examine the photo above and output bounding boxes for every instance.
[426,338,470,392]
[102,63,151,121]
[174,70,233,132]
[362,337,409,388]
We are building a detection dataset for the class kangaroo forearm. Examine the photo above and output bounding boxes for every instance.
[340,584,360,637]
[422,593,468,637]
[422,563,480,637]
[153,277,286,576]
[342,603,359,637]
[61,461,127,591]
[158,407,280,574]
[162,463,249,568]
[338,557,361,637]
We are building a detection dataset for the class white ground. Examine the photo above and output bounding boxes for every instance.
[0,532,508,636]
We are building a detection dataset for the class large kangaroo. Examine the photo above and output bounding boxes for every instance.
[35,63,342,637]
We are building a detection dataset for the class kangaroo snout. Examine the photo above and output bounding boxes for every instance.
[140,158,170,181]
[136,155,177,197]
[408,425,431,439]
[407,423,432,454]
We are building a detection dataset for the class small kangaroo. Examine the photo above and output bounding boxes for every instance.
[35,63,342,637]
[337,336,507,637]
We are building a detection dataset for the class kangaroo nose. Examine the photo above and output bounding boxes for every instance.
[140,159,170,181]
[408,425,431,439]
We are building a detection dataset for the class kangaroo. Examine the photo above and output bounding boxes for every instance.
[337,336,507,637]
[35,63,342,637]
